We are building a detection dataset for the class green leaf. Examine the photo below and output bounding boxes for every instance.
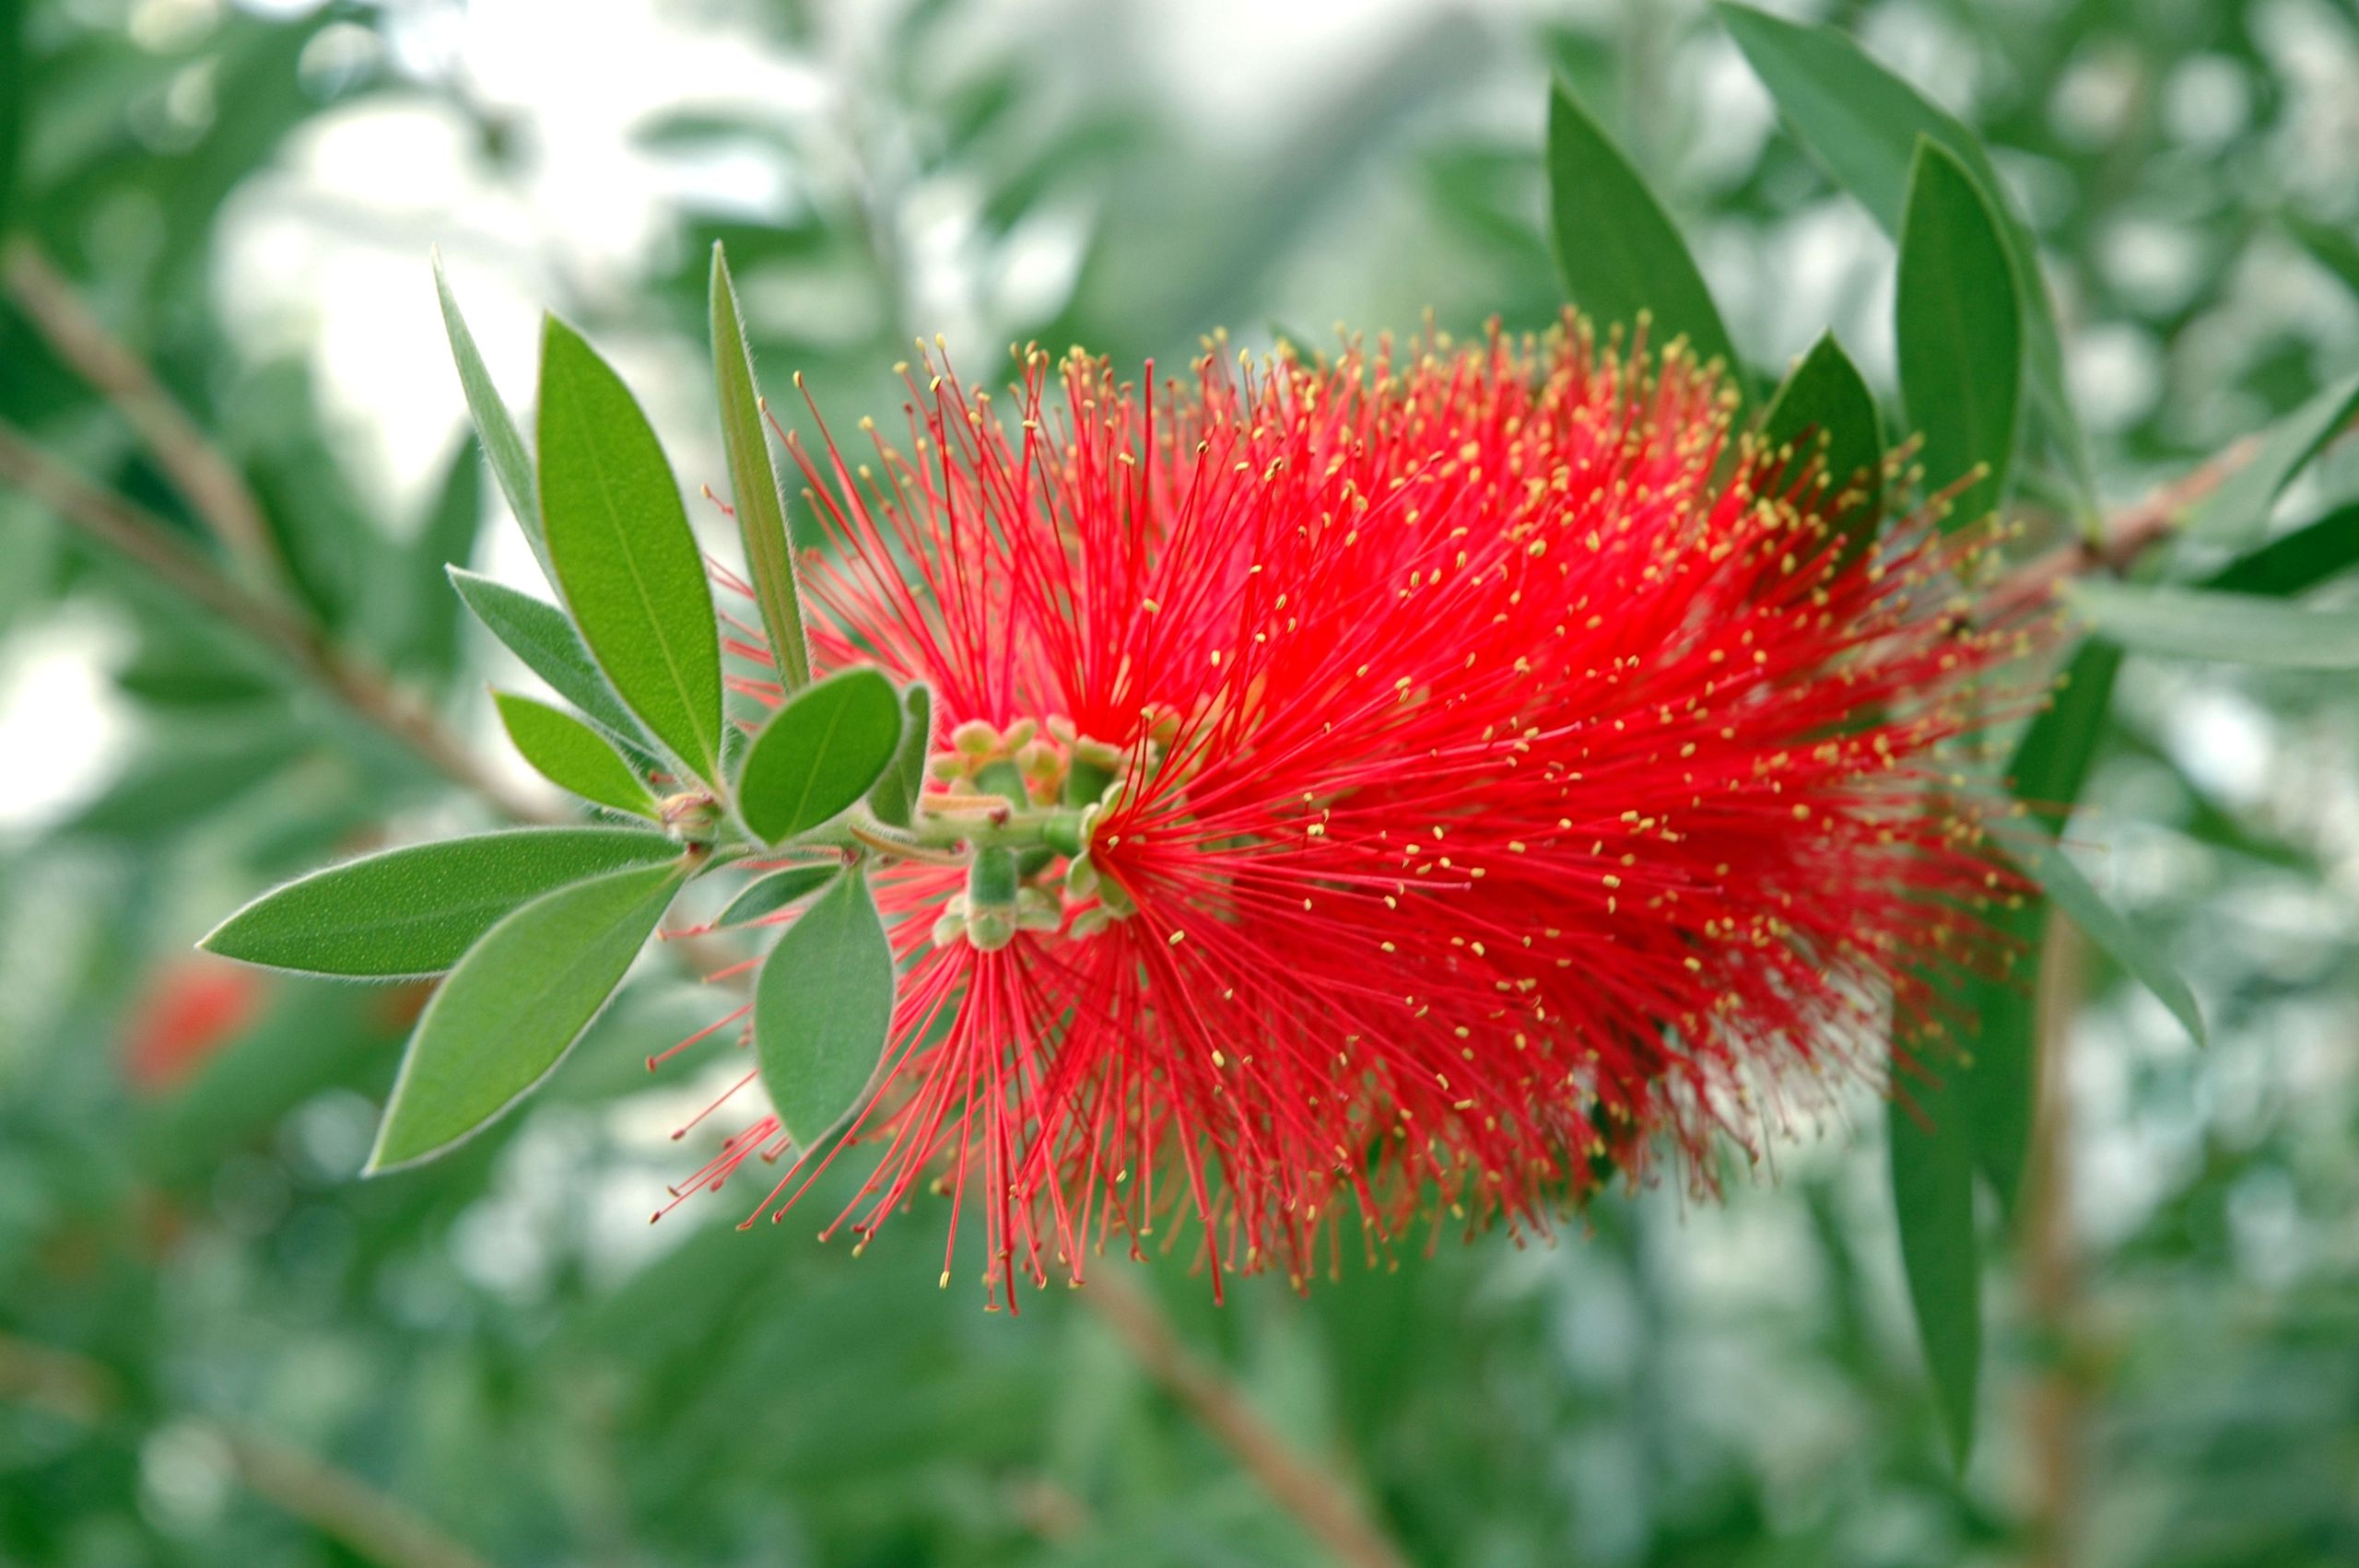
[1717,3,2092,515]
[2185,371,2359,547]
[536,314,726,786]
[202,827,681,979]
[2066,580,2359,669]
[1896,139,2022,528]
[1959,640,2122,1215]
[755,868,897,1148]
[2013,837,2205,1049]
[493,690,660,820]
[0,0,24,234]
[447,568,655,757]
[2202,499,2359,596]
[388,442,487,683]
[1761,331,1883,554]
[736,667,903,846]
[717,865,837,928]
[1889,1044,1981,1470]
[1544,77,1738,378]
[710,242,812,688]
[368,860,687,1171]
[433,252,553,587]
[1954,894,2050,1223]
[866,681,933,829]
[2280,210,2359,300]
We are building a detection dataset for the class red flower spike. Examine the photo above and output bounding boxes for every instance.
[666,317,2044,1306]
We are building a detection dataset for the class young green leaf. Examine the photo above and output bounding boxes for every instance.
[755,868,897,1148]
[1716,3,2094,514]
[448,568,655,757]
[368,859,687,1171]
[2184,371,2359,547]
[202,827,681,978]
[493,690,660,820]
[1545,78,1738,379]
[433,252,554,587]
[537,314,726,786]
[2013,837,2205,1049]
[716,865,837,928]
[866,681,933,829]
[1889,1045,1981,1471]
[1762,331,1883,553]
[1896,140,2021,528]
[736,667,903,846]
[2066,580,2359,669]
[710,242,812,688]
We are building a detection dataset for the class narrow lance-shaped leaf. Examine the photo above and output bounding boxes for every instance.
[537,314,726,787]
[717,865,837,929]
[1896,139,2021,529]
[493,690,660,820]
[710,242,813,688]
[448,568,656,760]
[1545,78,1739,381]
[1761,332,1882,558]
[1962,639,2119,1214]
[755,868,897,1148]
[2184,370,2359,547]
[201,827,682,978]
[867,681,933,829]
[1889,1043,1982,1471]
[2066,580,2359,670]
[1716,3,2095,516]
[389,442,488,685]
[2202,498,2359,596]
[737,667,904,846]
[2279,210,2359,299]
[433,252,554,588]
[369,859,688,1171]
[2012,836,2205,1049]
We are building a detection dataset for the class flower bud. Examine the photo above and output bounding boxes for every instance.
[660,791,722,843]
[965,906,1017,952]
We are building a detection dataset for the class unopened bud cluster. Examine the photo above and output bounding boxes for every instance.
[921,715,1166,951]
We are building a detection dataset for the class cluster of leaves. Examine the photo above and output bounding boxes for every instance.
[205,249,921,1174]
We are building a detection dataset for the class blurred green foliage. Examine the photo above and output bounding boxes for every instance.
[1,1,2355,1565]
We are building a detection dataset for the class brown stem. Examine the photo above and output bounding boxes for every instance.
[1983,437,2259,624]
[0,421,554,825]
[0,1330,490,1568]
[4,238,284,586]
[2022,917,2087,1568]
[1080,1272,1412,1568]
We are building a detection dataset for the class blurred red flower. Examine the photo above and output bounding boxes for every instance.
[121,954,264,1094]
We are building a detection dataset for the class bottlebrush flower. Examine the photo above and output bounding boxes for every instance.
[665,317,2036,1305]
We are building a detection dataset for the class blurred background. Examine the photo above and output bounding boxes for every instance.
[3,0,2357,1563]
